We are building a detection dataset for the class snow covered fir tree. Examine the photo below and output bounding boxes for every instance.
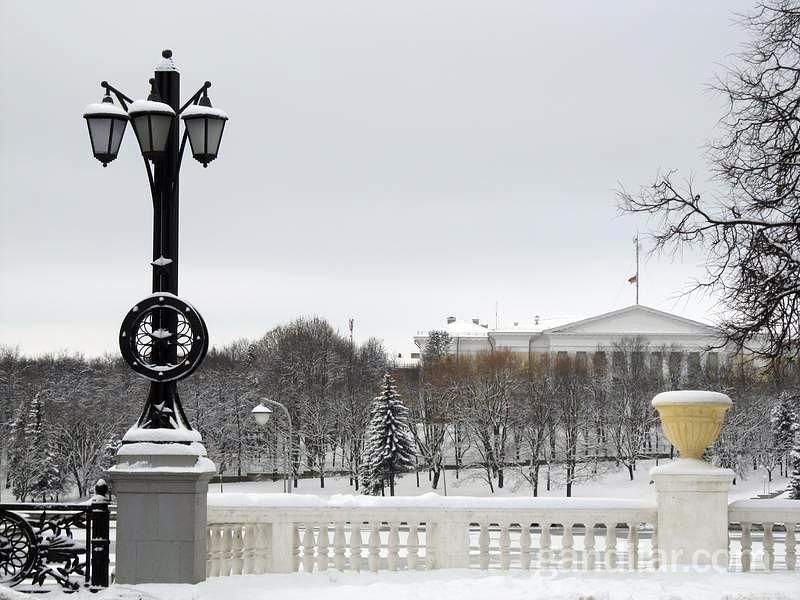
[360,373,416,496]
[770,392,800,498]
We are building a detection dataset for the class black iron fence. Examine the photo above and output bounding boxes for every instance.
[0,480,112,591]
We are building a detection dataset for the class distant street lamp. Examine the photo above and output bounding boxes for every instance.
[84,50,228,433]
[251,399,293,493]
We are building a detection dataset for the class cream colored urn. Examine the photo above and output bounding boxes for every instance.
[651,390,732,459]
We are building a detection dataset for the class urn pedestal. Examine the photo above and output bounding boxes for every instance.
[650,390,734,569]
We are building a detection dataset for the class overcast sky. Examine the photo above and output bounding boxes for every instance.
[0,0,756,358]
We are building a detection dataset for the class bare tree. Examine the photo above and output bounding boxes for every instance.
[619,1,800,364]
[605,338,660,480]
[511,354,554,496]
[458,351,518,492]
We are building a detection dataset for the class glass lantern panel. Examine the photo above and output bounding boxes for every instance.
[109,118,127,155]
[89,117,112,154]
[206,119,226,155]
[150,114,173,153]
[131,114,153,153]
[185,118,206,155]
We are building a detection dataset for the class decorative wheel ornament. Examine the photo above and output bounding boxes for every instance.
[119,293,209,382]
[0,510,37,586]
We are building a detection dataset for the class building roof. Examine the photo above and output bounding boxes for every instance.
[543,304,717,335]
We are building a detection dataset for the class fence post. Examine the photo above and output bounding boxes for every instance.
[430,516,470,568]
[89,479,111,588]
[270,519,296,573]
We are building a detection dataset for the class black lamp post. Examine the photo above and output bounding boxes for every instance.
[84,50,228,432]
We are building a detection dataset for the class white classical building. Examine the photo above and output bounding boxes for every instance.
[412,304,726,359]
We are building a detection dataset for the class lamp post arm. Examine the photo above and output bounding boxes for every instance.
[176,128,190,173]
[100,81,134,111]
[174,82,211,172]
[142,154,157,205]
[177,81,212,116]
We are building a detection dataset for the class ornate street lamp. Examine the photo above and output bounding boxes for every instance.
[85,49,228,434]
[251,399,293,493]
[83,92,128,167]
[251,403,273,426]
[127,81,176,160]
[181,91,228,167]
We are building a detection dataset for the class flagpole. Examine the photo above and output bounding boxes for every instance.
[635,233,639,305]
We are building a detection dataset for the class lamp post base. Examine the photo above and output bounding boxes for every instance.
[108,431,216,584]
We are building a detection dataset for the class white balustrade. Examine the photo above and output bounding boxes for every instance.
[206,495,658,576]
[729,499,800,572]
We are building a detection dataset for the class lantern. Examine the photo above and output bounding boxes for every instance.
[128,97,175,160]
[83,95,128,167]
[181,94,228,167]
[251,403,273,426]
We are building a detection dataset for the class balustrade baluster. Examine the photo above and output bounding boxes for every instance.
[207,525,220,577]
[388,522,400,571]
[426,522,436,569]
[627,523,638,570]
[584,524,595,571]
[520,524,531,570]
[407,522,420,570]
[562,523,574,569]
[302,524,316,573]
[499,522,510,570]
[293,525,302,572]
[651,524,659,571]
[333,522,346,571]
[605,523,617,570]
[317,523,329,572]
[540,522,552,570]
[242,524,256,574]
[368,522,381,572]
[350,522,363,572]
[220,524,233,577]
[206,526,216,577]
[764,522,775,571]
[741,522,752,572]
[230,525,244,575]
[786,522,796,571]
[479,522,490,570]
[255,523,269,574]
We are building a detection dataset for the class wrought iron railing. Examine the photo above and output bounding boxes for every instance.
[0,480,111,591]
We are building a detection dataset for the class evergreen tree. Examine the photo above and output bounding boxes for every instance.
[772,392,797,455]
[771,392,800,498]
[360,374,416,496]
[424,330,451,361]
[792,447,800,499]
[6,404,29,499]
[9,394,47,501]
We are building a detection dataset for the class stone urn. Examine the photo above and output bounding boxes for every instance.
[651,390,732,459]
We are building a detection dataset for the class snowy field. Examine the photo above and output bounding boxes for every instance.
[212,459,790,502]
[4,570,800,600]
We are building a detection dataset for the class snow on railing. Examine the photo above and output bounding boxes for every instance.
[728,499,800,572]
[205,493,658,575]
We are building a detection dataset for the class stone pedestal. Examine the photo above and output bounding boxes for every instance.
[430,520,470,568]
[651,459,733,569]
[108,428,216,584]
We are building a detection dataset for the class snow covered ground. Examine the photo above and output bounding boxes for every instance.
[6,569,800,600]
[213,459,790,502]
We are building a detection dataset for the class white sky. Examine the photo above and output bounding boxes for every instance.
[0,0,754,358]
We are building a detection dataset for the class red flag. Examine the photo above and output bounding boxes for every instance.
[628,274,638,284]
